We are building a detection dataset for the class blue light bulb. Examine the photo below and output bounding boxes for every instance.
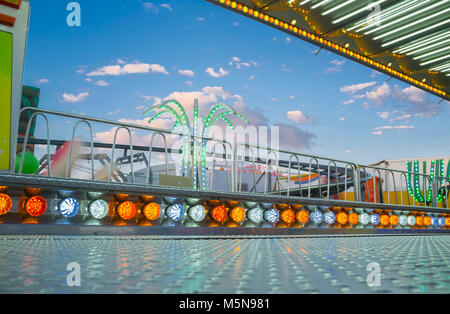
[167,204,184,221]
[324,211,336,224]
[370,213,380,226]
[59,197,80,218]
[264,208,279,224]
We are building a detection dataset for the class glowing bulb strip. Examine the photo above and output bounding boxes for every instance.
[211,0,447,99]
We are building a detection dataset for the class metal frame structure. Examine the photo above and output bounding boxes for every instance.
[205,0,450,100]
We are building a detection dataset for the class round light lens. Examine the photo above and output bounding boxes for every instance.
[117,201,136,220]
[380,214,390,226]
[188,205,206,222]
[248,207,264,224]
[229,206,245,223]
[336,212,348,225]
[167,204,184,221]
[89,199,109,219]
[349,212,359,225]
[0,193,12,215]
[371,213,380,226]
[390,215,399,226]
[438,217,446,227]
[296,209,309,224]
[407,215,416,226]
[416,216,424,227]
[59,197,80,218]
[360,213,370,225]
[324,211,336,224]
[25,196,47,217]
[280,209,295,224]
[311,210,323,224]
[264,208,279,224]
[431,217,439,226]
[211,205,228,223]
[143,202,161,221]
[399,215,408,226]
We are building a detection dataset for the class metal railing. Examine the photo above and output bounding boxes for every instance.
[14,108,450,210]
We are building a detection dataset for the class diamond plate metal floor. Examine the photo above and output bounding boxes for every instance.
[0,235,448,294]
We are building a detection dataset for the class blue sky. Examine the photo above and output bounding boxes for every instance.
[23,0,449,165]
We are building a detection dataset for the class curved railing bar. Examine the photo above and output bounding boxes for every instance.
[308,157,321,198]
[109,127,135,183]
[327,160,339,199]
[265,150,279,193]
[66,120,95,180]
[17,111,51,177]
[287,154,302,197]
[146,132,169,185]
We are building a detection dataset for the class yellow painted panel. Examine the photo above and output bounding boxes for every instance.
[0,30,12,170]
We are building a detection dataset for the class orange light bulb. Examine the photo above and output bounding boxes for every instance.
[142,202,160,221]
[296,210,309,224]
[281,209,295,224]
[336,212,348,225]
[349,212,359,225]
[211,205,227,223]
[25,196,47,217]
[117,201,136,220]
[0,193,12,215]
[229,206,245,223]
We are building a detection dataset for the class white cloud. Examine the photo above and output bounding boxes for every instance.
[340,82,377,94]
[286,110,314,124]
[339,117,346,121]
[372,125,414,135]
[343,99,355,105]
[377,111,390,120]
[325,59,345,73]
[160,3,172,11]
[61,92,89,103]
[365,82,391,103]
[87,62,168,77]
[185,80,193,87]
[197,17,205,22]
[205,67,230,78]
[233,22,240,26]
[36,78,50,85]
[178,69,195,77]
[248,75,256,82]
[108,109,121,115]
[229,57,258,70]
[95,80,110,87]
[143,2,172,13]
[281,64,293,72]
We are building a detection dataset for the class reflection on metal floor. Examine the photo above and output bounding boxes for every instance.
[0,235,448,294]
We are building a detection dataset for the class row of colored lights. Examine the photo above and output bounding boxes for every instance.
[1,193,449,228]
[215,0,447,98]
